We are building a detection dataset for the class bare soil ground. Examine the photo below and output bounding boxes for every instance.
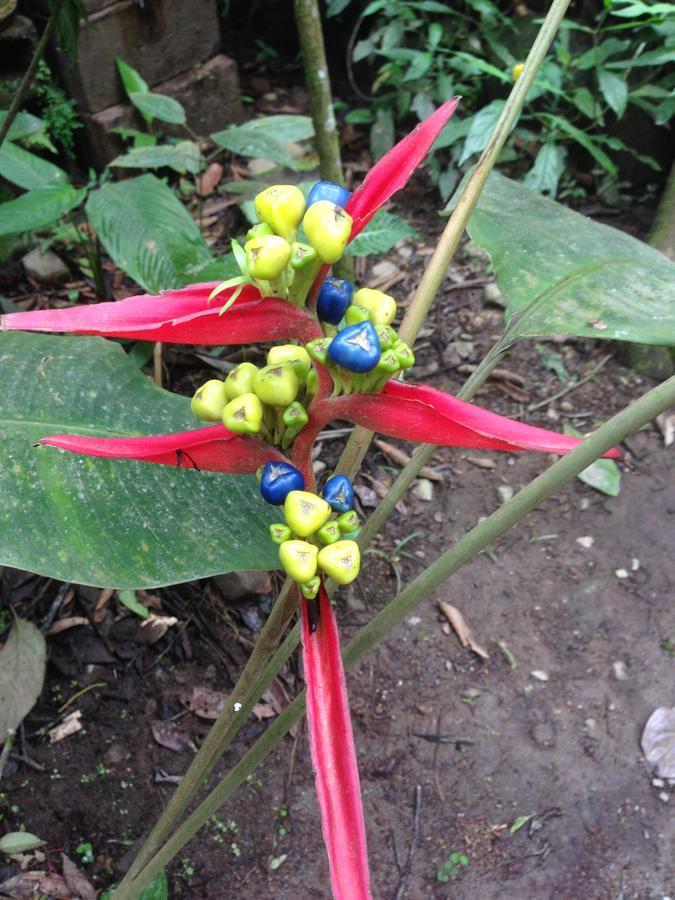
[1,165,673,899]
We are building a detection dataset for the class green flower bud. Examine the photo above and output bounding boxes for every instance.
[191,379,227,422]
[317,520,340,545]
[344,305,371,326]
[299,576,321,600]
[225,362,259,401]
[375,325,397,351]
[284,490,332,537]
[282,401,309,429]
[302,200,352,264]
[268,344,311,381]
[247,222,275,241]
[306,337,332,365]
[290,241,318,270]
[245,234,291,281]
[279,539,318,583]
[270,523,293,545]
[337,510,360,533]
[254,363,299,407]
[254,185,306,241]
[394,340,415,369]
[353,288,397,326]
[305,367,318,400]
[222,392,263,434]
[375,349,400,375]
[317,540,361,585]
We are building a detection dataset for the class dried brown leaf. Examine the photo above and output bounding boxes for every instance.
[151,720,197,753]
[48,710,82,743]
[181,686,227,720]
[641,706,675,777]
[47,616,89,636]
[438,601,489,659]
[0,871,72,898]
[655,411,675,447]
[62,853,96,900]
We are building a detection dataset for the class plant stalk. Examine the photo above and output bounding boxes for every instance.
[116,579,299,892]
[338,0,572,479]
[0,0,66,149]
[123,373,675,894]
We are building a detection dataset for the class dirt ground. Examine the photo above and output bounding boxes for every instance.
[1,152,674,898]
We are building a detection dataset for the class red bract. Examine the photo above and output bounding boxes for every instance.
[301,585,370,900]
[0,283,322,345]
[39,425,288,474]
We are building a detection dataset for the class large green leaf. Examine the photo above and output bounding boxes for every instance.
[110,141,202,175]
[210,117,304,168]
[0,333,278,587]
[0,185,85,237]
[346,210,418,256]
[85,175,212,292]
[129,92,186,126]
[0,141,68,190]
[0,111,47,143]
[461,172,675,345]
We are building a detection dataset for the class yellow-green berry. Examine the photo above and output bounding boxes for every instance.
[191,379,227,422]
[284,490,332,537]
[317,540,360,585]
[254,363,299,407]
[254,185,306,241]
[302,200,352,264]
[279,539,318,582]
[353,288,397,326]
[225,362,259,401]
[222,392,263,434]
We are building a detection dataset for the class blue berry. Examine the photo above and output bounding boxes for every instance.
[307,181,351,210]
[322,474,354,513]
[327,321,381,373]
[317,277,354,325]
[260,461,305,506]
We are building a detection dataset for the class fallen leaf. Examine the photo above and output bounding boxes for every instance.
[93,587,115,623]
[465,455,497,469]
[0,618,47,743]
[151,720,197,753]
[374,439,443,480]
[197,162,224,196]
[139,614,178,643]
[47,616,89,635]
[252,701,276,720]
[154,768,184,785]
[49,710,82,743]
[656,411,675,447]
[642,706,675,778]
[0,871,72,898]
[62,853,96,900]
[181,686,227,719]
[438,601,489,659]
[0,833,44,855]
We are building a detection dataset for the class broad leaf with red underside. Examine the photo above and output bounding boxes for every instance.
[305,380,621,457]
[0,333,279,588]
[39,425,287,474]
[0,283,322,346]
[301,585,371,900]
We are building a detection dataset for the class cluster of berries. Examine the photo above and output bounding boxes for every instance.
[308,278,414,391]
[260,461,361,596]
[190,344,313,447]
[212,181,354,309]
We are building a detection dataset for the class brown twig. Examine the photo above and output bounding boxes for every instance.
[528,354,612,412]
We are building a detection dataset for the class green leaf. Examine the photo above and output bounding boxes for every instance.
[606,48,675,68]
[55,0,87,58]
[110,142,202,175]
[404,51,433,81]
[370,106,395,162]
[460,101,505,164]
[0,832,45,855]
[230,115,315,143]
[0,333,278,587]
[118,590,149,619]
[116,57,149,99]
[0,141,68,190]
[184,253,239,283]
[523,143,566,196]
[542,114,617,175]
[0,185,85,237]
[211,125,295,169]
[459,172,675,346]
[346,209,418,256]
[85,175,211,292]
[129,92,186,126]
[536,346,569,382]
[598,70,628,117]
[0,110,47,143]
[0,618,46,743]
[100,871,169,900]
[564,426,621,496]
[571,87,596,119]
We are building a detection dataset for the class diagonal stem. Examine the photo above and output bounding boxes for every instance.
[120,373,675,894]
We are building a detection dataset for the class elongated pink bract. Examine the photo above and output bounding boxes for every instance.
[0,283,322,345]
[301,586,371,900]
[318,380,622,457]
[38,425,287,474]
[345,97,460,238]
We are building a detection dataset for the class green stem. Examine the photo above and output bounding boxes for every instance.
[339,0,571,480]
[122,373,675,893]
[0,0,65,149]
[114,580,299,894]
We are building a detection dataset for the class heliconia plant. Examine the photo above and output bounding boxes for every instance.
[2,1,674,894]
